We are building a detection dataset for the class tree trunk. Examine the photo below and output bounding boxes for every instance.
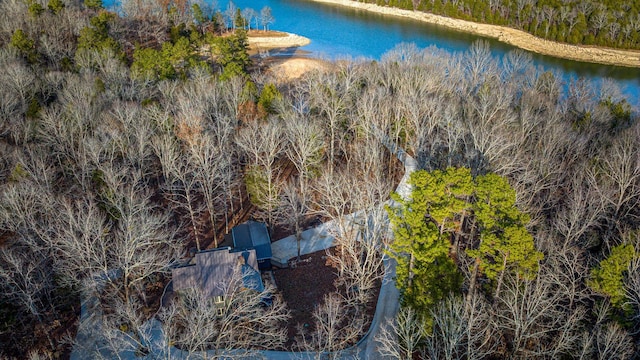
[466,257,480,313]
[452,210,467,263]
[408,251,415,288]
[465,217,479,312]
[186,191,201,251]
[494,251,509,299]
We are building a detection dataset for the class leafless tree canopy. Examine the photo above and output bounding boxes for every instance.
[0,0,639,355]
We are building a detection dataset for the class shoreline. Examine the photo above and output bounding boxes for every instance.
[308,0,640,68]
[245,30,326,81]
[247,31,311,52]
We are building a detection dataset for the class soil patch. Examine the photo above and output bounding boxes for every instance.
[0,288,80,359]
[262,57,333,82]
[248,30,288,38]
[272,248,381,350]
[273,250,338,347]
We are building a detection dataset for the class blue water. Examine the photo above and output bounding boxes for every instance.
[104,0,640,102]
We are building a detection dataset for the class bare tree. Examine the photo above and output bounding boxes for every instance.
[576,302,635,360]
[260,6,274,31]
[553,171,606,249]
[0,56,35,144]
[327,225,384,308]
[492,270,585,358]
[296,292,365,358]
[187,135,228,248]
[277,179,309,261]
[224,1,237,30]
[329,172,388,307]
[464,77,517,173]
[236,119,285,229]
[0,177,57,250]
[97,296,165,360]
[242,8,257,30]
[376,307,427,359]
[308,72,349,175]
[311,169,356,239]
[592,124,640,238]
[152,133,181,185]
[0,243,54,325]
[109,183,181,305]
[160,268,290,358]
[166,149,207,252]
[590,6,609,38]
[544,244,590,310]
[397,294,496,360]
[284,114,325,199]
[107,101,156,176]
[51,197,111,286]
[463,40,498,88]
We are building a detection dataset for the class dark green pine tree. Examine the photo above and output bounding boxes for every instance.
[387,168,543,316]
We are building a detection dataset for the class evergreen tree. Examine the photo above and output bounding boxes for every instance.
[131,36,205,80]
[47,0,65,14]
[386,168,472,316]
[84,0,103,10]
[10,29,38,64]
[467,173,543,296]
[388,168,543,315]
[76,11,124,62]
[214,29,250,80]
[588,243,637,311]
[258,83,283,115]
[27,0,44,17]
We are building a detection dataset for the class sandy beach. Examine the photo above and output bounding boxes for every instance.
[247,30,329,81]
[309,0,640,68]
[247,31,311,52]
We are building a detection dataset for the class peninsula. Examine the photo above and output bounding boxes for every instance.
[247,30,311,50]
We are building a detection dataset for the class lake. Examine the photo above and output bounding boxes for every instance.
[105,0,640,102]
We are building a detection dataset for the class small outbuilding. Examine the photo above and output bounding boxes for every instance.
[231,221,272,270]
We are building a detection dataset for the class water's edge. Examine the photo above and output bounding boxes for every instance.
[306,0,640,68]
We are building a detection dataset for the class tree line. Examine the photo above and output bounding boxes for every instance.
[0,0,640,357]
[362,0,640,50]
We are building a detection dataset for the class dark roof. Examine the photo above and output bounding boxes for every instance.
[232,221,272,260]
[172,247,263,298]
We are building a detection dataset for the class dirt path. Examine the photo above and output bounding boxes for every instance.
[309,0,640,68]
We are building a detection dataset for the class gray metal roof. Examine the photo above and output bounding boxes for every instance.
[172,247,263,298]
[232,221,272,260]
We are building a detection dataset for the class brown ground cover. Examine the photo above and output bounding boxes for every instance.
[273,250,339,347]
[272,248,381,350]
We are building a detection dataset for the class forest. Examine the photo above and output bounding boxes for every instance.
[0,0,640,358]
[365,0,640,50]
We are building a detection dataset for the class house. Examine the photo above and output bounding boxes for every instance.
[231,221,272,270]
[172,247,264,314]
